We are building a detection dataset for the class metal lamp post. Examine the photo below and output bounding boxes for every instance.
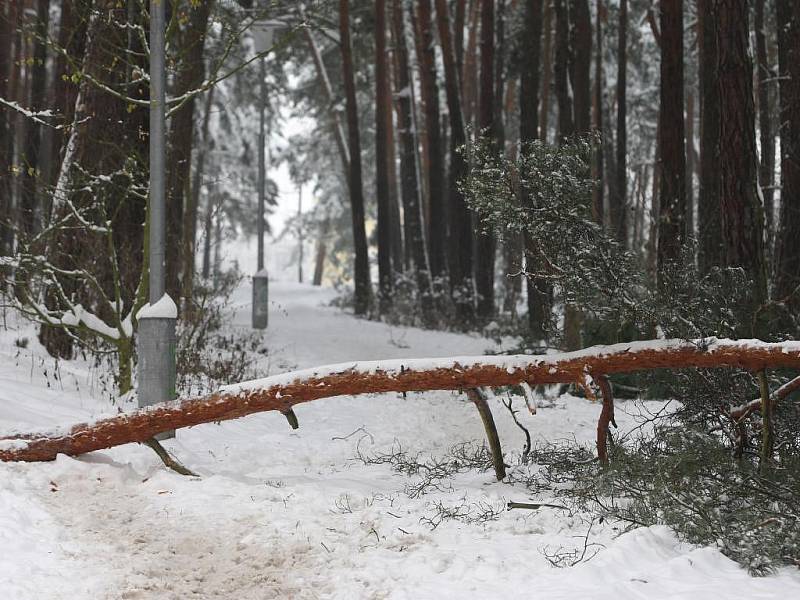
[138,0,176,438]
[251,19,283,330]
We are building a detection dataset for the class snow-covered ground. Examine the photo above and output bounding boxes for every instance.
[2,279,799,599]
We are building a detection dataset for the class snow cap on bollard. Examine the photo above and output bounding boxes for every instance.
[137,294,177,439]
[252,269,269,330]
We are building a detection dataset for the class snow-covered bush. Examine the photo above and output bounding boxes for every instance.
[176,268,264,397]
[461,134,800,573]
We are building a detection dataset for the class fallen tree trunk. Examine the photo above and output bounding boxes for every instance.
[3,338,800,463]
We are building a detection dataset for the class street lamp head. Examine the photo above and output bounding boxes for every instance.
[251,19,286,54]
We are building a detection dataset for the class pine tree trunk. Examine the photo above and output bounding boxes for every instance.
[475,0,497,321]
[18,0,49,239]
[313,219,329,286]
[385,61,404,276]
[715,0,768,309]
[455,0,468,75]
[755,0,775,244]
[463,0,481,129]
[553,0,574,139]
[182,86,215,311]
[592,0,604,225]
[520,0,548,338]
[685,91,695,243]
[436,0,475,326]
[391,0,433,323]
[201,188,214,280]
[565,0,592,350]
[613,0,627,247]
[539,0,554,142]
[165,0,212,305]
[774,0,800,307]
[0,1,17,257]
[569,0,591,135]
[698,0,722,273]
[657,0,686,274]
[375,0,394,312]
[339,0,372,316]
[417,0,446,282]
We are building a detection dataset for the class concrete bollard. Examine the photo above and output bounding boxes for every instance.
[137,295,177,440]
[252,270,269,329]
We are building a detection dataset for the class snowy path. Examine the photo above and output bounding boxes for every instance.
[2,281,800,599]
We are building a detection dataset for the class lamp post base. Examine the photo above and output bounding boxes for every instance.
[252,270,269,330]
[137,314,177,439]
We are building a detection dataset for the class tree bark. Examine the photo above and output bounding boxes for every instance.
[613,0,627,247]
[755,0,775,245]
[313,218,329,286]
[592,0,603,225]
[774,0,800,307]
[182,86,214,310]
[19,0,49,238]
[391,0,433,323]
[165,0,212,305]
[6,338,800,463]
[553,0,574,139]
[520,0,548,338]
[0,1,18,257]
[685,90,695,243]
[569,0,591,136]
[657,0,686,274]
[475,0,497,320]
[435,0,475,326]
[339,0,372,316]
[539,0,553,142]
[715,0,768,309]
[375,0,393,313]
[417,0,447,282]
[698,0,722,273]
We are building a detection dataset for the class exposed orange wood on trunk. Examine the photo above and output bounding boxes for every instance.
[3,340,800,463]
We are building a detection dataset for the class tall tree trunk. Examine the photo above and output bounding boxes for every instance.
[591,0,603,225]
[375,0,393,312]
[385,57,404,276]
[774,0,800,306]
[685,90,695,243]
[520,0,548,338]
[182,86,214,310]
[18,0,49,239]
[613,0,627,246]
[539,0,554,142]
[47,0,88,197]
[564,0,591,350]
[313,219,329,286]
[715,0,768,310]
[455,0,468,75]
[0,1,17,257]
[698,0,722,273]
[339,0,372,315]
[391,0,433,323]
[475,0,497,320]
[201,188,214,280]
[657,0,686,275]
[436,0,475,326]
[165,0,212,305]
[755,0,775,245]
[417,0,446,282]
[569,0,591,135]
[463,0,481,128]
[553,0,574,139]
